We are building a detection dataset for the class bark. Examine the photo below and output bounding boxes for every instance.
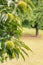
[36,26,38,37]
[35,22,38,37]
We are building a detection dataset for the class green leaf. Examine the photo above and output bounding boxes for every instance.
[19,41,32,51]
[20,48,29,57]
[19,51,25,61]
[14,48,19,58]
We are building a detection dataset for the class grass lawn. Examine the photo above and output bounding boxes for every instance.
[22,28,43,36]
[0,28,43,65]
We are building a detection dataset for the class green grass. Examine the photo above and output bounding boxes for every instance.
[23,28,36,35]
[22,27,43,36]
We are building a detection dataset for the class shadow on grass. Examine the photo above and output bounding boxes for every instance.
[22,34,39,38]
[22,34,35,37]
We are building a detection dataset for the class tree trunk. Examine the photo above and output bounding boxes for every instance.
[35,23,38,37]
[36,27,38,37]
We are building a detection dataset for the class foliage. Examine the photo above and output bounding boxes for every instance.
[16,0,35,22]
[21,0,43,30]
[32,0,43,29]
[0,0,32,63]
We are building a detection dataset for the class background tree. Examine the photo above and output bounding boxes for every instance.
[32,0,43,36]
[19,0,43,37]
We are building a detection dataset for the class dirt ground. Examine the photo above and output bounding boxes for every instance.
[0,34,43,65]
